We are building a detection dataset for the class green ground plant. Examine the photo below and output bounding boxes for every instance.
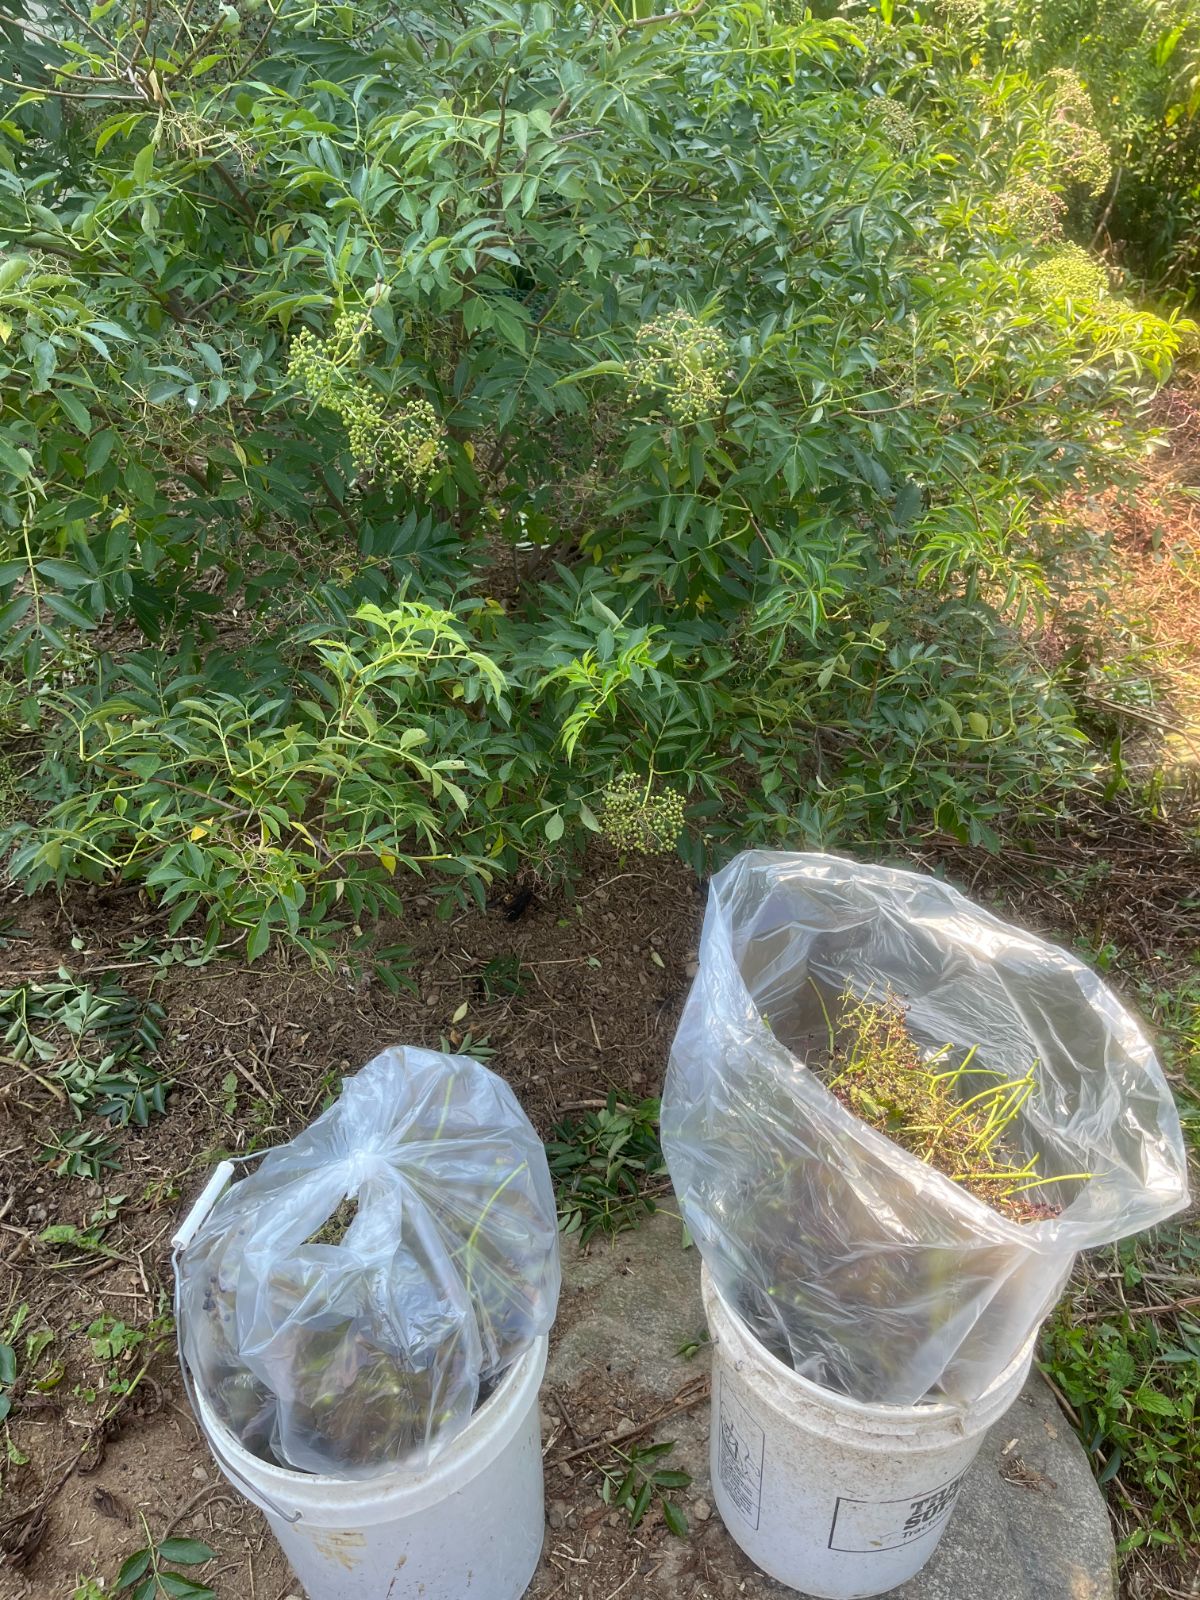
[115,1522,217,1600]
[1039,967,1200,1576]
[0,0,1192,964]
[1,970,167,1178]
[548,1094,668,1241]
[598,1438,691,1536]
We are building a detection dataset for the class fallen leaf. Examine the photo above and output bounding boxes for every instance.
[92,1486,129,1523]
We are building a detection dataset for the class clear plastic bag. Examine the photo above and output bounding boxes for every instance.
[662,852,1189,1408]
[177,1046,560,1477]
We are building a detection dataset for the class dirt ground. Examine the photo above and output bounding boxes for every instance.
[0,853,708,1599]
[0,813,1195,1600]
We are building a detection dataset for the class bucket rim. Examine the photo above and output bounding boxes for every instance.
[193,1333,547,1521]
[702,1265,1036,1431]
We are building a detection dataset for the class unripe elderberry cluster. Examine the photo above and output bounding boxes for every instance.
[627,309,730,425]
[598,774,686,855]
[287,313,445,494]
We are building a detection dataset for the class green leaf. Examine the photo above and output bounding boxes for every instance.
[35,559,89,589]
[0,1345,15,1387]
[158,1578,216,1600]
[629,1477,653,1528]
[661,1499,689,1536]
[45,593,98,631]
[544,811,565,842]
[556,360,625,387]
[0,595,31,635]
[116,1548,152,1589]
[57,391,92,433]
[0,439,32,479]
[246,916,271,962]
[0,255,30,293]
[85,430,118,477]
[32,340,57,392]
[489,301,527,353]
[132,142,155,184]
[966,712,989,739]
[157,1539,216,1565]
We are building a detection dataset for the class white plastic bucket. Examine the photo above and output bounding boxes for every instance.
[172,1162,547,1600]
[702,1268,1035,1599]
[193,1338,547,1600]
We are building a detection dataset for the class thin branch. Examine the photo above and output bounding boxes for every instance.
[1076,1293,1200,1323]
[547,1376,710,1466]
[622,1,705,29]
[1091,165,1123,251]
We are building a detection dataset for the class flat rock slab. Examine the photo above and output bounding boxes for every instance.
[532,1210,1115,1600]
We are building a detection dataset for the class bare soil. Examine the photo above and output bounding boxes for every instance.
[0,855,704,1600]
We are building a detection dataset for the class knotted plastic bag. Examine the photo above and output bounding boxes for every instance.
[177,1047,560,1477]
[662,852,1188,1408]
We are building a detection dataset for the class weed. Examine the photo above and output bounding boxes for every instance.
[86,1317,146,1398]
[219,1072,238,1118]
[437,1029,496,1061]
[598,1439,691,1535]
[38,1128,119,1181]
[40,1194,128,1265]
[1044,1304,1200,1553]
[115,1519,216,1600]
[0,1338,14,1426]
[477,954,524,1001]
[1,1306,59,1473]
[1036,951,1200,1576]
[547,1095,668,1242]
[677,1330,712,1362]
[1,971,166,1129]
[75,1312,172,1405]
[816,989,1087,1220]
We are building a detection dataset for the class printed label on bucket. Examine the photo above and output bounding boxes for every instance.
[716,1375,765,1530]
[827,1471,965,1554]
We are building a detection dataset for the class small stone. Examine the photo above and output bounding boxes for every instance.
[693,1498,712,1522]
[686,960,700,979]
[191,1467,209,1483]
[547,1501,569,1530]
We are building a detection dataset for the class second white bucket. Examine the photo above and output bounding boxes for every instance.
[703,1269,1035,1600]
[193,1337,547,1600]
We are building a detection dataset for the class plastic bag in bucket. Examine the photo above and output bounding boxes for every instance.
[662,851,1188,1408]
[177,1046,560,1477]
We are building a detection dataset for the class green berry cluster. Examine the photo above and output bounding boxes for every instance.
[873,98,919,153]
[1046,69,1111,197]
[994,174,1066,244]
[353,395,445,491]
[937,0,985,27]
[628,309,729,425]
[1030,245,1108,306]
[598,774,686,855]
[287,316,445,492]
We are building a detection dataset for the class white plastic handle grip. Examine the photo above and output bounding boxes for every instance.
[171,1159,235,1254]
